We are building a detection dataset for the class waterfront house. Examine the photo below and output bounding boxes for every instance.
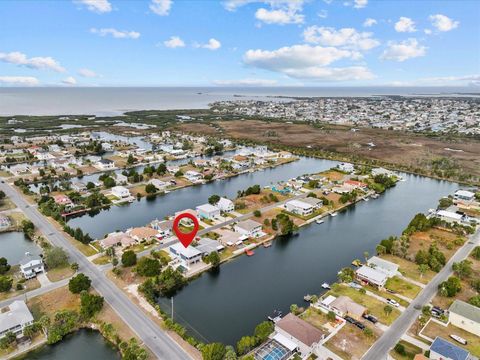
[127,227,159,242]
[0,301,34,339]
[148,179,169,191]
[150,219,173,238]
[436,210,465,224]
[19,253,44,279]
[299,197,323,210]
[99,232,136,249]
[234,219,263,238]
[196,204,221,220]
[193,159,208,167]
[344,180,368,190]
[71,181,87,192]
[337,162,355,173]
[0,215,12,230]
[367,256,399,278]
[449,300,480,336]
[111,186,131,199]
[216,197,234,212]
[355,265,388,288]
[169,242,203,270]
[285,199,314,217]
[454,190,475,202]
[196,237,224,255]
[167,165,180,174]
[95,158,115,170]
[429,336,470,360]
[274,313,326,358]
[53,194,74,208]
[184,170,203,182]
[217,229,245,246]
[101,142,114,152]
[115,173,128,185]
[321,295,366,320]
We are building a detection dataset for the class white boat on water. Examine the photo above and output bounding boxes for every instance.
[316,219,324,224]
[322,282,331,289]
[330,212,338,217]
[363,197,369,202]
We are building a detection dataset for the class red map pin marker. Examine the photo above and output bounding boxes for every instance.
[173,212,199,248]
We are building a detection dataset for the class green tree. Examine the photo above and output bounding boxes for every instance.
[452,260,473,279]
[44,247,69,269]
[254,321,274,342]
[204,251,220,267]
[224,345,237,360]
[376,245,386,256]
[338,267,355,283]
[122,250,137,267]
[0,275,13,292]
[80,291,104,318]
[0,257,11,275]
[21,219,35,239]
[384,305,393,317]
[136,257,161,277]
[71,262,79,272]
[418,264,429,279]
[68,273,91,294]
[208,195,220,205]
[327,311,336,322]
[145,184,157,194]
[0,332,16,350]
[471,246,480,260]
[122,338,147,360]
[103,176,116,189]
[394,343,406,356]
[468,295,480,308]
[253,210,261,217]
[290,304,298,314]
[236,336,256,355]
[438,276,462,297]
[363,327,374,338]
[201,342,226,360]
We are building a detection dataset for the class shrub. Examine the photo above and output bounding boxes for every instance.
[68,273,91,294]
[122,250,137,267]
[136,257,161,277]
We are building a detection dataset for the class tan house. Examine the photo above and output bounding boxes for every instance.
[323,295,366,320]
[449,300,480,336]
[128,227,159,241]
[100,232,136,249]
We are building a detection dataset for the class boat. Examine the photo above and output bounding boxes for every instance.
[303,294,313,302]
[316,219,324,224]
[321,282,331,289]
[245,249,255,256]
[263,241,272,248]
[363,197,369,202]
[352,259,362,267]
[330,212,338,217]
[450,334,467,345]
[268,310,283,322]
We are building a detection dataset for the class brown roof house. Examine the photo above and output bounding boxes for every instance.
[127,227,159,242]
[274,313,326,358]
[99,232,136,249]
[321,295,366,320]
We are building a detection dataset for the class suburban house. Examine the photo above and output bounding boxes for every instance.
[367,256,399,277]
[274,313,326,358]
[148,179,169,191]
[285,199,314,216]
[115,173,128,185]
[150,219,173,238]
[169,242,203,270]
[0,301,34,339]
[448,300,480,336]
[234,219,263,238]
[95,158,115,170]
[344,180,368,190]
[99,232,136,249]
[196,204,221,220]
[184,170,203,182]
[429,336,470,360]
[216,197,234,212]
[454,190,476,202]
[321,295,366,320]
[19,253,44,279]
[127,227,159,242]
[299,197,323,210]
[101,142,114,151]
[71,181,87,192]
[111,186,131,199]
[196,237,224,255]
[53,194,74,208]
[355,265,388,288]
[436,210,466,224]
[337,162,355,173]
[217,229,244,246]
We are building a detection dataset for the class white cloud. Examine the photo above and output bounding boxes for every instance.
[90,28,140,39]
[303,26,380,51]
[195,38,222,50]
[317,10,328,18]
[255,7,304,24]
[0,76,39,86]
[150,0,172,16]
[243,44,372,81]
[381,38,426,62]
[354,0,367,9]
[424,29,432,35]
[62,76,77,85]
[223,0,304,11]
[394,17,416,32]
[389,74,480,87]
[213,78,278,86]
[78,68,98,77]
[363,18,377,27]
[0,51,65,72]
[164,36,185,48]
[429,14,459,32]
[75,0,112,13]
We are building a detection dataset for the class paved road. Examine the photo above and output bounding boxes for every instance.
[363,228,480,360]
[0,278,70,308]
[0,180,191,360]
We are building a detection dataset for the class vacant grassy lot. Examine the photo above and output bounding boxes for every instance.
[389,340,423,360]
[407,228,463,262]
[381,254,435,284]
[328,284,401,325]
[325,322,379,360]
[386,276,422,299]
[422,320,480,356]
[300,307,330,330]
[46,266,75,282]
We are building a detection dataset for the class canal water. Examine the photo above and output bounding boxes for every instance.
[67,156,338,238]
[0,231,42,264]
[21,329,120,360]
[156,174,458,345]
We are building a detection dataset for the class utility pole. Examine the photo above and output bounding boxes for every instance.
[171,296,173,321]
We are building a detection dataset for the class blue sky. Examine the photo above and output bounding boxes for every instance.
[0,0,478,87]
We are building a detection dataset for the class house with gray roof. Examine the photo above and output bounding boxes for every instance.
[449,300,480,336]
[0,301,34,339]
[19,253,44,279]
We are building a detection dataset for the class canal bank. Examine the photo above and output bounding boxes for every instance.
[0,231,42,264]
[156,173,458,346]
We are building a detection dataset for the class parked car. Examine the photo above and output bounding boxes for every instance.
[450,334,467,345]
[386,298,399,307]
[432,306,444,314]
[354,321,366,330]
[344,316,356,324]
[362,314,378,324]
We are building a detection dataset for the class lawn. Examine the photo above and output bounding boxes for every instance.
[46,266,75,282]
[0,198,15,211]
[0,277,41,301]
[381,254,435,284]
[318,170,346,182]
[324,322,378,360]
[422,319,480,356]
[389,340,423,360]
[300,307,330,330]
[93,255,112,265]
[366,285,409,308]
[385,276,422,300]
[328,284,401,325]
